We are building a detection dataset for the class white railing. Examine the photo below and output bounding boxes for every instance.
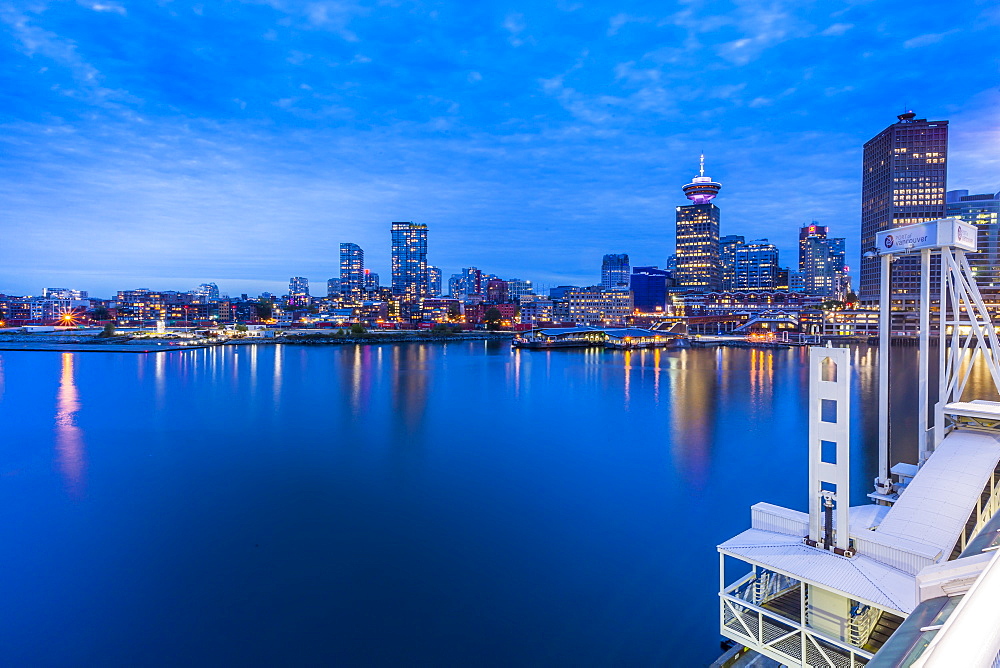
[852,531,941,575]
[720,593,873,667]
[751,502,810,537]
[848,604,879,649]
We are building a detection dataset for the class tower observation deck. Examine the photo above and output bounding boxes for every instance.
[681,154,722,204]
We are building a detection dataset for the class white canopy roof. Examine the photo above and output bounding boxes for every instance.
[876,430,1000,557]
[720,528,916,614]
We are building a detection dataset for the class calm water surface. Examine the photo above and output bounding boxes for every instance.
[0,342,966,666]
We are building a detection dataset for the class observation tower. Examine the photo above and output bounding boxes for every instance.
[681,154,722,204]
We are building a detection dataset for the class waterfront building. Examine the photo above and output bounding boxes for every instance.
[391,221,429,300]
[548,285,580,300]
[194,283,220,302]
[506,278,534,300]
[449,267,482,300]
[675,155,722,292]
[631,266,670,313]
[720,235,745,291]
[566,287,633,327]
[43,288,89,300]
[601,254,631,290]
[420,297,461,324]
[860,111,948,302]
[326,278,341,298]
[799,224,847,298]
[733,239,780,291]
[340,243,365,301]
[947,189,1000,304]
[485,278,508,303]
[288,277,310,307]
[364,270,379,294]
[426,266,442,297]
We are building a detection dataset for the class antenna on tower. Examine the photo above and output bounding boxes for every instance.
[699,153,705,178]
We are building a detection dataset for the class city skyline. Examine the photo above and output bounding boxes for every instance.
[1,1,998,295]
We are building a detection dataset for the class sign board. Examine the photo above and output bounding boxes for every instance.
[875,218,977,254]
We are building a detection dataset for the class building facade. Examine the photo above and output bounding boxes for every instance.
[391,222,429,300]
[426,265,442,297]
[288,277,310,307]
[675,156,722,292]
[339,243,365,301]
[860,111,948,301]
[733,239,780,291]
[631,266,670,312]
[601,254,631,290]
[799,224,847,298]
[947,190,1000,305]
[720,235,745,291]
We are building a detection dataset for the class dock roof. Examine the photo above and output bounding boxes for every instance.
[875,430,1000,558]
[719,528,916,613]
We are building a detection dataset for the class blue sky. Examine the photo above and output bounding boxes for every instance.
[1,0,998,297]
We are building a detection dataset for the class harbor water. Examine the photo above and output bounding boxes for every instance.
[0,342,990,666]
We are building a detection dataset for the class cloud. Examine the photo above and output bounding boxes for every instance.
[820,23,853,36]
[503,13,528,47]
[84,2,127,15]
[903,30,957,48]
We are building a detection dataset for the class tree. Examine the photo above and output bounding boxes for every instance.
[235,323,248,332]
[255,300,274,321]
[350,323,366,335]
[98,322,116,338]
[447,303,461,321]
[91,307,111,321]
[484,307,503,331]
[844,292,859,306]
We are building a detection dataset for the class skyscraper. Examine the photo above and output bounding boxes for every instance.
[601,253,631,290]
[675,155,722,292]
[799,224,847,297]
[339,243,365,301]
[391,222,429,299]
[947,189,1000,303]
[733,239,779,291]
[426,266,442,297]
[860,111,948,302]
[288,277,310,307]
[720,235,745,291]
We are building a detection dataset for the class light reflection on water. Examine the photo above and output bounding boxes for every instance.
[54,352,85,495]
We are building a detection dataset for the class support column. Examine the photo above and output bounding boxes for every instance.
[878,253,891,493]
[919,248,931,464]
[935,249,949,449]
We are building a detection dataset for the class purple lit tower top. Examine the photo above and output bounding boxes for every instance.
[682,154,722,204]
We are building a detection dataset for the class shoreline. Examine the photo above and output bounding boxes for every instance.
[0,331,516,353]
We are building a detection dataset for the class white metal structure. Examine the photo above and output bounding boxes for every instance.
[808,345,851,551]
[871,217,1000,490]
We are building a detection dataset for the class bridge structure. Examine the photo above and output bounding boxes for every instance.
[715,218,1000,668]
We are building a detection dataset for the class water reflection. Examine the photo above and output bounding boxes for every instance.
[669,349,716,481]
[54,353,85,495]
[391,345,429,433]
[0,355,5,402]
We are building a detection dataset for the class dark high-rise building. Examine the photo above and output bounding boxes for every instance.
[391,222,429,299]
[339,243,365,301]
[947,189,1000,303]
[799,224,847,297]
[601,253,631,290]
[675,156,722,292]
[860,111,948,302]
[631,266,670,312]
